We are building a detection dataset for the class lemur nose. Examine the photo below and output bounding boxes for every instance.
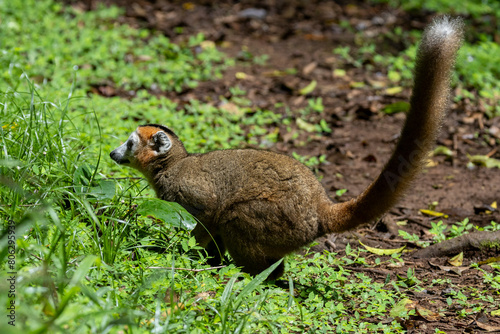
[110,150,119,162]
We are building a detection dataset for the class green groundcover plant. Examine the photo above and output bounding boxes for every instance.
[0,0,498,333]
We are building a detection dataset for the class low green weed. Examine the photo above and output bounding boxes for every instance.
[375,38,500,117]
[428,220,448,242]
[458,41,500,117]
[448,218,474,238]
[401,218,496,245]
[0,0,230,94]
[399,230,429,247]
[370,0,500,19]
[291,152,326,177]
[481,221,500,231]
[396,268,421,288]
[333,13,499,117]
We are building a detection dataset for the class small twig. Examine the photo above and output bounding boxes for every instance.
[325,239,336,250]
[380,217,401,236]
[452,134,458,167]
[407,217,433,229]
[486,147,498,158]
[478,113,484,130]
[147,265,226,272]
[30,253,43,261]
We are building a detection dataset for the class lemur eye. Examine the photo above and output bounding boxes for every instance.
[127,140,134,150]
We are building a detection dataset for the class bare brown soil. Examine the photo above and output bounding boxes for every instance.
[78,1,499,331]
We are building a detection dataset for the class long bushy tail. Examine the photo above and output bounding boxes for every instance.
[321,16,464,233]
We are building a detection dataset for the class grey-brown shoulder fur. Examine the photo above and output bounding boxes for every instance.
[110,17,464,279]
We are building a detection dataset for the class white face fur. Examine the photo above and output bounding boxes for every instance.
[109,131,139,166]
[109,128,172,168]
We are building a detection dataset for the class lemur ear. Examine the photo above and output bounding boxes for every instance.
[152,131,172,154]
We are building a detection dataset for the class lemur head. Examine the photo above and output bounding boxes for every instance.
[110,124,184,174]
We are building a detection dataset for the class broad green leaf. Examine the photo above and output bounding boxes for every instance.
[388,71,402,82]
[137,198,197,230]
[335,189,347,197]
[73,165,115,199]
[69,255,97,288]
[221,274,239,310]
[90,180,116,200]
[73,164,94,192]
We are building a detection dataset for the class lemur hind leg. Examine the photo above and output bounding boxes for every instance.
[191,223,226,266]
[222,220,285,280]
[205,234,226,266]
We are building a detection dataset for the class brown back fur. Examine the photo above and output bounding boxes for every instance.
[110,17,464,279]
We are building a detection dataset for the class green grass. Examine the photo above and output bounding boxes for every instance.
[0,83,408,332]
[0,0,499,333]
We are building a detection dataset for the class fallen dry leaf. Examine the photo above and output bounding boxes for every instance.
[302,61,317,75]
[235,72,249,80]
[385,86,403,95]
[333,68,346,77]
[429,261,469,275]
[420,209,449,218]
[219,102,244,117]
[299,80,317,95]
[448,252,464,267]
[416,305,441,322]
[478,256,500,265]
[388,261,405,268]
[477,319,500,332]
[359,241,406,256]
